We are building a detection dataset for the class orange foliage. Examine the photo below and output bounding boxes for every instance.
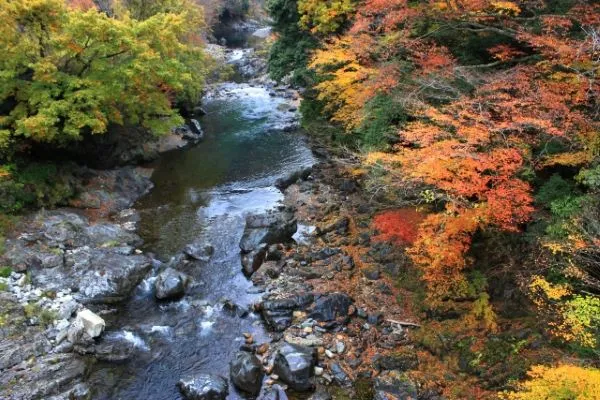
[372,208,426,245]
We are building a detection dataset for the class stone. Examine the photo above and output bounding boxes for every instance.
[177,374,229,400]
[239,210,297,253]
[242,244,267,276]
[261,295,314,332]
[273,344,316,392]
[316,216,349,236]
[367,312,383,325]
[230,351,265,395]
[274,167,313,191]
[373,371,418,400]
[184,242,214,262]
[375,351,419,371]
[75,334,135,362]
[258,384,288,400]
[310,293,352,322]
[155,268,188,300]
[330,363,350,386]
[77,309,105,338]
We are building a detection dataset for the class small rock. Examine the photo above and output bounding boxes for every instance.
[177,374,228,400]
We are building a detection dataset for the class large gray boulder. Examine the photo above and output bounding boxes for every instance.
[230,351,264,395]
[177,374,228,400]
[155,268,189,300]
[273,344,316,392]
[33,247,151,304]
[239,209,297,253]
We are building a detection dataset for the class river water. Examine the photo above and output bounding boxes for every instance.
[86,49,315,399]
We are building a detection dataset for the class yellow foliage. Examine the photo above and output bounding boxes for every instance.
[502,364,600,400]
[310,37,377,130]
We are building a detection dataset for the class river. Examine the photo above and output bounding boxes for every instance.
[86,36,315,399]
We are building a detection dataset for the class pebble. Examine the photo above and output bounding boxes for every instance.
[314,366,324,376]
[325,349,335,358]
[335,341,345,354]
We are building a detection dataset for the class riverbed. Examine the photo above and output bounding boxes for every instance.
[86,49,314,399]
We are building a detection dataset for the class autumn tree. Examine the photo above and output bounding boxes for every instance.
[0,0,208,154]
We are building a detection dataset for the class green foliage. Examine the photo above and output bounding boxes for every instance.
[355,93,407,150]
[0,163,75,213]
[576,165,600,190]
[23,303,57,326]
[266,0,317,84]
[535,174,576,208]
[0,267,12,278]
[0,0,208,155]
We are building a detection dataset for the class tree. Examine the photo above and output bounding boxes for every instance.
[0,0,208,154]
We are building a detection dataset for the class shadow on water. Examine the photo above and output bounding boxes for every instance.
[86,81,314,398]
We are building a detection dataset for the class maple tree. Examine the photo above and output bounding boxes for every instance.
[0,0,208,152]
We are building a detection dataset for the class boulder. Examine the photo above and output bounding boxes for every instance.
[239,210,297,253]
[274,167,313,191]
[241,244,267,276]
[75,334,135,362]
[155,268,188,300]
[316,216,349,236]
[373,371,418,400]
[76,309,105,338]
[374,351,418,371]
[309,293,352,322]
[177,374,229,400]
[261,295,314,332]
[183,242,214,262]
[273,344,316,391]
[230,351,264,395]
[258,384,288,400]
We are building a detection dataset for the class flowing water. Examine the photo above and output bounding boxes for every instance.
[86,47,315,399]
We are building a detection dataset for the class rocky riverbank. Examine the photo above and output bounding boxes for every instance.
[216,147,439,400]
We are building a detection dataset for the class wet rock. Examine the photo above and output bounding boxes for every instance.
[189,119,205,140]
[177,374,229,400]
[183,242,214,262]
[259,384,288,400]
[374,350,418,371]
[373,371,418,400]
[155,268,188,300]
[273,343,317,392]
[339,179,358,194]
[75,334,135,362]
[230,351,265,395]
[330,363,350,386]
[242,244,267,276]
[275,167,313,191]
[261,294,314,331]
[309,293,352,322]
[252,261,282,285]
[240,209,297,253]
[266,244,285,261]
